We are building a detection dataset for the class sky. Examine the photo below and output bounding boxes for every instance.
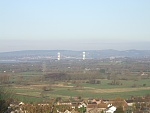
[0,0,150,52]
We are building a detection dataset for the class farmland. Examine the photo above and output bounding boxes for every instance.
[0,58,150,103]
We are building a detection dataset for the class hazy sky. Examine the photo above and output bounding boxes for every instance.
[0,0,150,52]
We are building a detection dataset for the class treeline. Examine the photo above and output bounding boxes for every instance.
[44,71,106,81]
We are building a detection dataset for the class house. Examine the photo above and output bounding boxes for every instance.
[57,101,72,105]
[97,103,108,111]
[70,109,79,113]
[88,99,102,105]
[102,99,110,104]
[86,103,107,113]
[125,100,134,107]
[78,102,87,108]
[107,98,128,111]
[105,105,116,113]
[37,103,49,106]
[19,102,25,106]
[141,72,148,76]
[57,109,79,113]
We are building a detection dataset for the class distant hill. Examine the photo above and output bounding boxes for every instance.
[0,50,150,60]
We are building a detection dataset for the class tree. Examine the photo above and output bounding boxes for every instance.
[0,74,10,84]
[55,97,62,103]
[0,86,14,113]
[0,100,9,113]
[99,69,105,74]
[78,106,86,113]
[101,110,104,113]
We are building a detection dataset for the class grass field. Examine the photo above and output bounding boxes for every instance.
[1,78,150,102]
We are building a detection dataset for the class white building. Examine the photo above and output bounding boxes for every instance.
[58,52,60,60]
[105,104,116,113]
[83,52,85,60]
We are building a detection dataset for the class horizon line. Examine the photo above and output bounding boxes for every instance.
[1,49,150,53]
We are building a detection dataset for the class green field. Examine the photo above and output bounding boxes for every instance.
[1,78,150,103]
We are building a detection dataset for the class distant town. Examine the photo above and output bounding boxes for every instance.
[1,50,150,61]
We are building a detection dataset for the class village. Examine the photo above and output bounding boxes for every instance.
[3,94,150,113]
